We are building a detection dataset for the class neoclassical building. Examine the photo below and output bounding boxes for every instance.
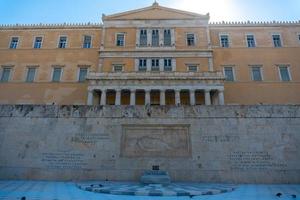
[0,2,300,105]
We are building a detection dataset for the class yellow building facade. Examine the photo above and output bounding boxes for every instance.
[0,3,300,105]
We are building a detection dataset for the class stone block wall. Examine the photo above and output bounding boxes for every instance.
[0,105,299,183]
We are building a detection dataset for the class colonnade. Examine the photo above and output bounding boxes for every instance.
[87,88,224,106]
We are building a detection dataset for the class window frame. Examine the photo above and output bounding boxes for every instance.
[9,36,20,49]
[25,66,38,83]
[33,36,43,49]
[272,33,283,48]
[250,65,263,81]
[151,58,160,72]
[163,29,171,46]
[138,58,147,72]
[51,66,63,82]
[151,29,159,47]
[139,29,148,47]
[223,66,236,82]
[112,64,124,73]
[57,35,68,49]
[116,33,125,47]
[219,33,230,48]
[186,33,196,47]
[163,58,172,72]
[0,66,13,82]
[297,33,300,44]
[246,34,256,48]
[186,64,199,72]
[277,65,292,82]
[77,65,90,82]
[82,35,92,49]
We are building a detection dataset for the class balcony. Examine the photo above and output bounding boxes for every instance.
[87,71,225,81]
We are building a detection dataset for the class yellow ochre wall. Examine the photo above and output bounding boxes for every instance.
[210,26,300,104]
[0,27,101,105]
[0,23,300,105]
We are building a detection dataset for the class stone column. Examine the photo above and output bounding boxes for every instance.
[189,89,196,106]
[218,89,225,105]
[130,89,136,106]
[159,29,164,46]
[208,57,214,72]
[87,89,94,105]
[205,90,211,105]
[147,29,152,46]
[115,89,121,105]
[145,89,151,105]
[100,89,106,105]
[175,89,181,105]
[160,89,166,106]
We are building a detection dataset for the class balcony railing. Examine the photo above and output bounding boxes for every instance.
[87,71,225,81]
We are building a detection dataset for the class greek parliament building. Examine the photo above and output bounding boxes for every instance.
[0,2,300,106]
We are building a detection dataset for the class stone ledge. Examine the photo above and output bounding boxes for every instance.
[0,105,300,118]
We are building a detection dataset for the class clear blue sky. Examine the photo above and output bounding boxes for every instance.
[0,0,299,24]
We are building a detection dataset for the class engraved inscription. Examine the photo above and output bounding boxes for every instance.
[71,133,110,145]
[229,151,287,170]
[41,152,88,169]
[121,124,191,158]
[200,135,240,143]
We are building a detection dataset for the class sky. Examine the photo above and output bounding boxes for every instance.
[0,0,299,24]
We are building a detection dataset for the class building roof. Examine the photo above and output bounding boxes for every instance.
[102,2,209,21]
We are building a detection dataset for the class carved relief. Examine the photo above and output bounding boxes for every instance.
[120,124,191,157]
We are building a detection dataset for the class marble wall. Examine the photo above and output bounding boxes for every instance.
[0,105,299,183]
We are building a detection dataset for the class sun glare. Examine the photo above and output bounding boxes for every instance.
[169,0,239,21]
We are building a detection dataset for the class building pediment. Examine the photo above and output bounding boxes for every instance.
[103,2,209,21]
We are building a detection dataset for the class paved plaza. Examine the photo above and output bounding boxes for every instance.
[0,180,299,200]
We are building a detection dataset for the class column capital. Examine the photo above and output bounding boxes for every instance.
[144,89,151,93]
[130,89,136,92]
[174,89,181,92]
[205,89,211,93]
[218,89,224,92]
[115,88,121,92]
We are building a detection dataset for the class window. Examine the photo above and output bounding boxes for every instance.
[246,35,256,48]
[151,59,160,71]
[224,66,235,81]
[78,67,88,82]
[188,65,198,72]
[116,33,125,47]
[26,67,36,82]
[251,66,262,81]
[164,29,171,46]
[58,36,67,48]
[164,59,172,71]
[52,67,62,82]
[152,30,159,47]
[33,37,43,49]
[187,33,195,46]
[138,59,147,71]
[83,35,92,48]
[278,65,291,81]
[298,34,300,43]
[9,37,19,49]
[272,34,282,47]
[140,30,147,47]
[113,65,123,72]
[220,35,229,48]
[0,67,12,82]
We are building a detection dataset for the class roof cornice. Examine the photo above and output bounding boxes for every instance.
[209,20,300,27]
[0,22,102,30]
